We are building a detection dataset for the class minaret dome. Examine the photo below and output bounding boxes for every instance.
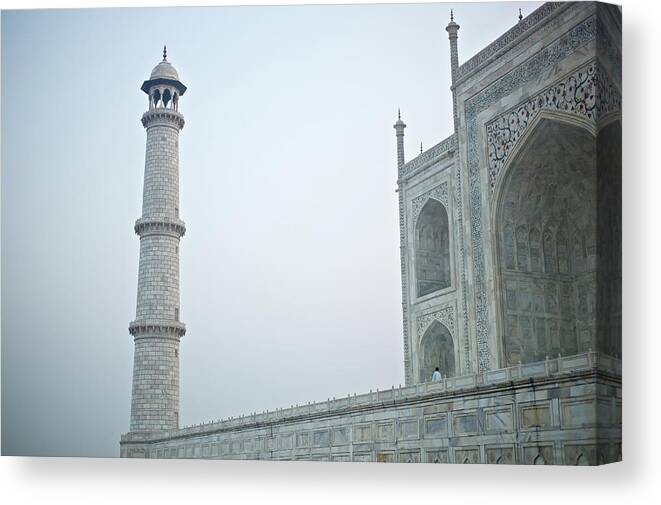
[141,47,187,110]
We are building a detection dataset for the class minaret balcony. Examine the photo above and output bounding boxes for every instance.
[134,217,186,238]
[129,319,186,339]
[141,108,185,129]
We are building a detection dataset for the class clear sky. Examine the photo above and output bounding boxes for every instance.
[1,1,543,457]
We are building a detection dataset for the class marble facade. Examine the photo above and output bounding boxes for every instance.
[121,2,622,465]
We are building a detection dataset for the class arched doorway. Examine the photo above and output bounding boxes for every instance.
[415,199,451,297]
[495,117,609,366]
[419,320,455,382]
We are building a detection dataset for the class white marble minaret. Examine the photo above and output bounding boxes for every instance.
[128,47,187,432]
[446,11,460,128]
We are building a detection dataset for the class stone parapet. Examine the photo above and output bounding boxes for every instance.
[120,351,621,464]
[121,351,619,443]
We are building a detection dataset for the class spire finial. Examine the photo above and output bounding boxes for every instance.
[518,8,523,22]
[163,45,167,61]
[398,108,401,121]
[450,9,454,22]
[420,142,423,153]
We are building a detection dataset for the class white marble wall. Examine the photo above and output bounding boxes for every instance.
[120,353,621,465]
[121,3,622,464]
[398,1,621,377]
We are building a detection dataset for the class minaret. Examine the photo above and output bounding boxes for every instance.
[394,108,411,385]
[446,11,460,128]
[393,109,406,169]
[128,47,187,432]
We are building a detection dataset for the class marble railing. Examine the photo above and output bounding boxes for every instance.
[121,351,620,442]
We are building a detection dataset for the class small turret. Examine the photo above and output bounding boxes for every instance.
[445,10,460,81]
[141,45,187,111]
[393,109,407,170]
[446,11,461,129]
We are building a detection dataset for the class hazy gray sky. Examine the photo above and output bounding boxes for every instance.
[2,1,543,457]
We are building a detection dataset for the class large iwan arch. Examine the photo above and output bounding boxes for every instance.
[494,117,612,366]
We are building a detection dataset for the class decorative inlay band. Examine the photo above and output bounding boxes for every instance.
[398,186,412,385]
[135,217,186,238]
[416,306,455,341]
[142,109,185,130]
[486,61,621,193]
[411,183,449,226]
[399,134,457,180]
[455,3,566,83]
[129,320,186,338]
[453,163,471,373]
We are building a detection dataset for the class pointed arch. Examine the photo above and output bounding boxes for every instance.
[494,117,597,366]
[575,453,589,466]
[162,88,172,108]
[542,227,556,273]
[529,227,542,272]
[419,320,455,382]
[515,224,529,271]
[415,198,451,297]
[556,228,569,274]
[571,224,586,273]
[152,89,161,108]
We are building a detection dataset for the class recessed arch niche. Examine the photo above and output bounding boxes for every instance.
[415,199,451,297]
[418,320,455,382]
[495,117,610,366]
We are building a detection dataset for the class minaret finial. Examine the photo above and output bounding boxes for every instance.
[420,142,423,154]
[518,8,523,22]
[393,108,406,169]
[450,9,454,22]
[163,45,167,61]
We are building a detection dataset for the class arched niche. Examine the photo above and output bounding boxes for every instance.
[151,89,161,108]
[162,88,172,108]
[575,453,589,466]
[495,117,603,366]
[415,199,451,297]
[533,454,546,465]
[418,320,455,382]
